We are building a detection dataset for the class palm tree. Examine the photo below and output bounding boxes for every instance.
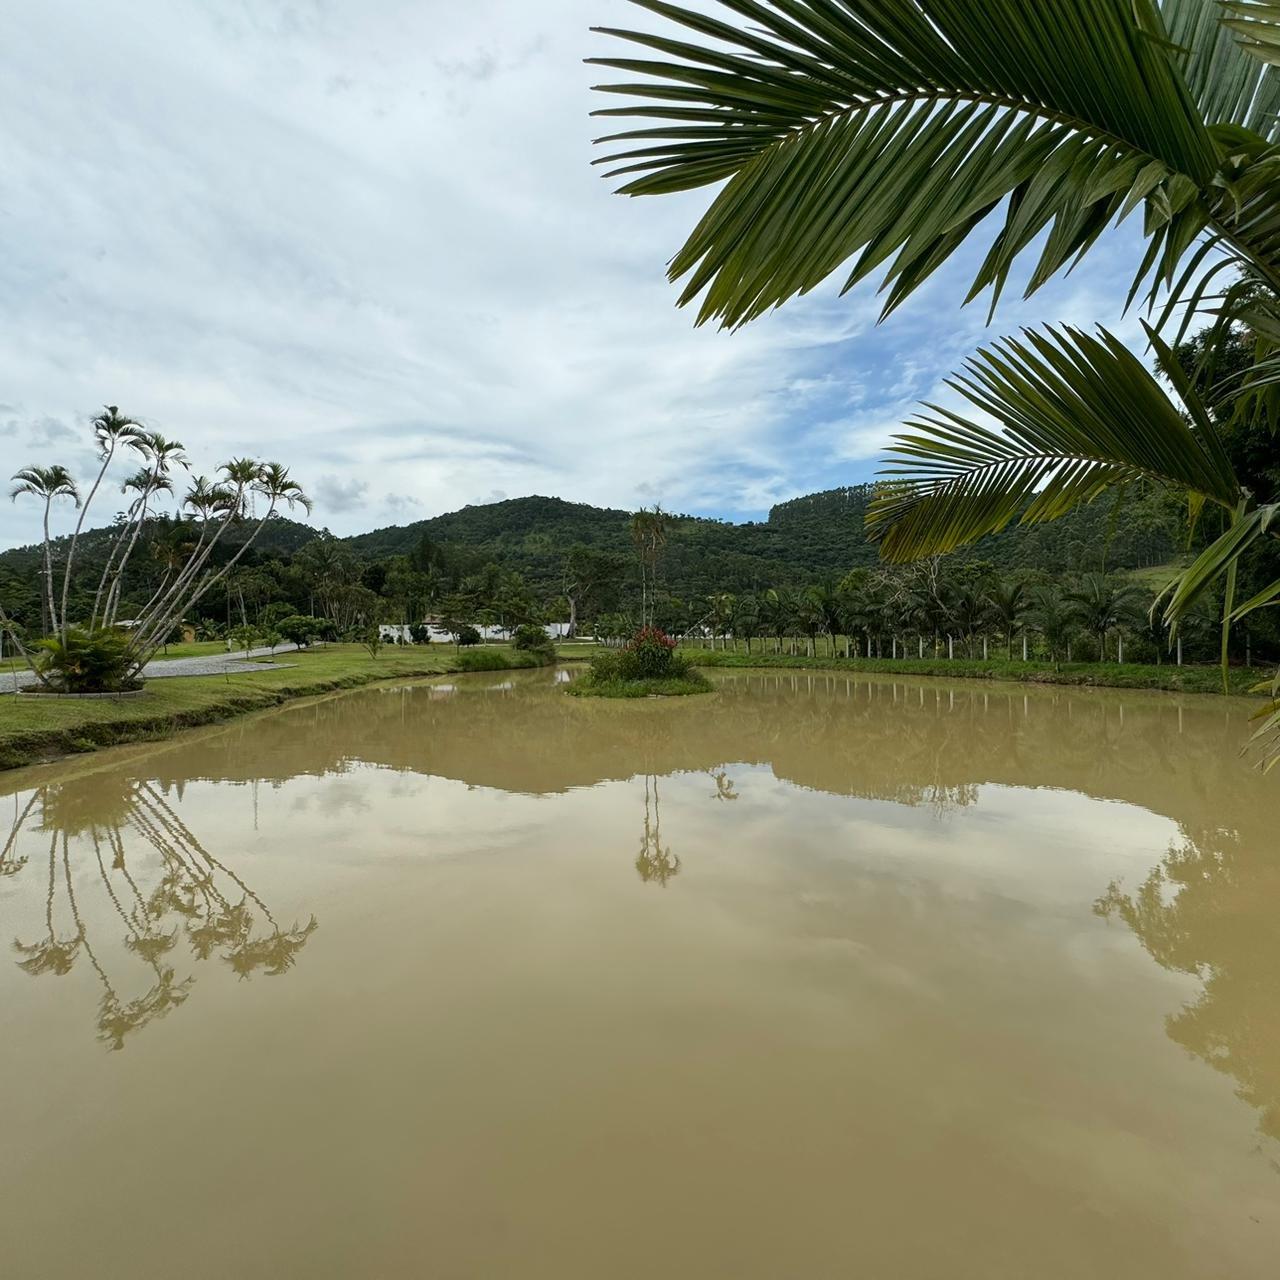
[949,583,993,659]
[733,594,763,653]
[59,406,144,644]
[123,460,310,670]
[708,591,736,650]
[1064,575,1147,662]
[93,431,189,630]
[1030,586,1076,664]
[10,465,80,642]
[591,0,1280,736]
[807,582,844,658]
[986,582,1032,660]
[629,504,668,627]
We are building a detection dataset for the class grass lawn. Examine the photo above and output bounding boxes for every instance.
[683,646,1269,695]
[1124,558,1195,595]
[0,642,552,771]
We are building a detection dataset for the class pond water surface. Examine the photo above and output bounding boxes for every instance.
[1,668,1277,1278]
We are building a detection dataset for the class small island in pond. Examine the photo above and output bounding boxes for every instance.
[568,626,712,698]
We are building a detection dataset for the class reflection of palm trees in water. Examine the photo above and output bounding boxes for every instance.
[635,775,680,887]
[1,791,34,878]
[633,766,742,885]
[1095,823,1280,1145]
[7,777,316,1049]
[708,769,738,803]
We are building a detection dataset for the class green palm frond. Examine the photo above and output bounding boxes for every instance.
[1249,671,1280,770]
[591,0,1227,326]
[1156,500,1280,622]
[1165,0,1280,135]
[1220,0,1280,66]
[866,324,1239,560]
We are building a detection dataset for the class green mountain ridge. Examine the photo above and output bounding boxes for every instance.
[0,484,1183,619]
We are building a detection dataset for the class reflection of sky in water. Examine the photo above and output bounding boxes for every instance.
[1,669,1278,1279]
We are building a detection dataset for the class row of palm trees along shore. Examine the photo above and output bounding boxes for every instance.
[595,573,1230,669]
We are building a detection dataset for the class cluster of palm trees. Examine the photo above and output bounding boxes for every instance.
[4,405,310,689]
[598,569,1209,668]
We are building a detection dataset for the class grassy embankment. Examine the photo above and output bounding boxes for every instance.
[0,643,567,771]
[566,674,712,698]
[684,647,1268,695]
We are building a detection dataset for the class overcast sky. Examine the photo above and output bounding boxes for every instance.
[0,0,1149,550]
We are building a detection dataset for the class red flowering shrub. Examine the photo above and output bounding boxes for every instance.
[619,626,687,679]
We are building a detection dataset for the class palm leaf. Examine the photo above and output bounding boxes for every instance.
[866,324,1240,560]
[1155,499,1277,624]
[591,0,1219,327]
[1249,671,1280,771]
[1220,1,1280,66]
[1164,0,1280,136]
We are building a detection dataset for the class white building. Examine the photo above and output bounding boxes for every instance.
[377,621,575,645]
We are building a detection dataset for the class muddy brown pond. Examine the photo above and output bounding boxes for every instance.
[1,667,1277,1277]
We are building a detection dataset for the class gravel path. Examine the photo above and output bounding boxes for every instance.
[4,643,300,691]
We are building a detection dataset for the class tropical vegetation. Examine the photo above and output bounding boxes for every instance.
[589,0,1280,763]
[4,405,310,692]
[571,625,711,697]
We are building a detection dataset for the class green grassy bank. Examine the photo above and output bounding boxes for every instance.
[566,673,713,698]
[0,643,553,772]
[685,647,1269,695]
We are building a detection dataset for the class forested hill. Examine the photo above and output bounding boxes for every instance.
[343,483,1182,595]
[0,483,1184,623]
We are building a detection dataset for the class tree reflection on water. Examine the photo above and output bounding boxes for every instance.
[1095,821,1280,1144]
[5,777,316,1050]
[635,775,679,886]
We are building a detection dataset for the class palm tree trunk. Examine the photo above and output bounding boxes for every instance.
[41,498,57,638]
[91,495,149,629]
[60,447,115,642]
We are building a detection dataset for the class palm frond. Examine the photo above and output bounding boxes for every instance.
[1220,0,1280,67]
[1157,500,1280,624]
[1163,0,1280,137]
[591,0,1219,326]
[866,324,1240,560]
[1249,670,1280,770]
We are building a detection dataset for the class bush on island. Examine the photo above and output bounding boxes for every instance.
[574,626,709,698]
[512,623,554,657]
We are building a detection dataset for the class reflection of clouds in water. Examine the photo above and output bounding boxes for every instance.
[2,669,1276,1159]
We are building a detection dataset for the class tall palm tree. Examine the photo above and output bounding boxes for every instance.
[123,460,310,670]
[59,406,144,644]
[93,431,189,629]
[591,0,1280,730]
[10,464,81,640]
[629,504,668,627]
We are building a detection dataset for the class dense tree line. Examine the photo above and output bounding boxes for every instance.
[0,479,1196,641]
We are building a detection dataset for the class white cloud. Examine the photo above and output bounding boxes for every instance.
[313,475,371,515]
[0,0,1155,550]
